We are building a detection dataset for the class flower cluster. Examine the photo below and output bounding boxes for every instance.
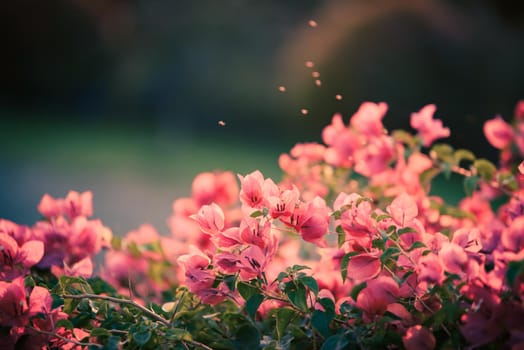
[0,191,111,347]
[1,101,524,349]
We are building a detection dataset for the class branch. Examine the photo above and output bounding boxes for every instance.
[62,293,171,327]
[28,326,103,348]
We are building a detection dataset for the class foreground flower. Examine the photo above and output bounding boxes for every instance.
[0,233,44,280]
[410,104,450,147]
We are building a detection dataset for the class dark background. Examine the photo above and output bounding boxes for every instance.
[1,0,523,234]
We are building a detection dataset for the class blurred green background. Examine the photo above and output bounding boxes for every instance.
[1,0,523,234]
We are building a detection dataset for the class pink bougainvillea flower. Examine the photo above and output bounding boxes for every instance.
[387,302,413,324]
[190,203,225,236]
[356,276,399,321]
[238,170,277,209]
[334,192,375,246]
[52,257,94,278]
[289,142,326,162]
[410,104,450,147]
[322,114,360,167]
[212,227,242,249]
[346,251,382,282]
[460,285,503,348]
[483,116,514,150]
[0,219,32,246]
[322,113,346,146]
[239,245,268,280]
[177,247,215,292]
[417,253,444,285]
[172,197,199,217]
[214,252,242,275]
[439,242,468,275]
[37,193,64,218]
[0,277,28,327]
[290,197,330,246]
[239,217,272,249]
[191,171,239,207]
[353,135,395,177]
[63,191,93,219]
[195,283,231,305]
[0,233,44,280]
[501,216,524,252]
[67,217,112,263]
[452,227,482,253]
[101,250,152,297]
[267,185,299,219]
[28,285,53,317]
[387,192,418,227]
[402,325,436,350]
[350,101,388,137]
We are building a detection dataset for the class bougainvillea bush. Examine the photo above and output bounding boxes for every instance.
[2,101,524,349]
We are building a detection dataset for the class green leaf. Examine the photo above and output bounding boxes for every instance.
[250,210,263,218]
[431,143,454,162]
[380,247,400,264]
[336,226,345,247]
[375,214,391,222]
[397,227,417,235]
[474,158,497,181]
[237,281,258,301]
[350,282,367,300]
[223,274,237,291]
[132,330,151,346]
[332,210,342,220]
[277,272,288,282]
[454,149,476,164]
[299,276,319,296]
[234,324,260,350]
[59,275,91,290]
[498,171,519,191]
[285,283,308,311]
[320,334,349,350]
[463,175,479,196]
[54,319,74,330]
[312,309,333,338]
[288,265,311,273]
[89,277,118,295]
[105,336,121,350]
[245,293,264,319]
[90,327,111,338]
[372,237,386,250]
[407,241,427,252]
[275,308,296,340]
[340,252,359,282]
[165,328,192,342]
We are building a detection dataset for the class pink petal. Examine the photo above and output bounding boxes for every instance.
[29,286,52,316]
[67,257,93,278]
[403,325,436,350]
[347,254,381,281]
[387,192,418,226]
[19,240,44,268]
[483,116,514,150]
[519,161,524,175]
[37,194,63,217]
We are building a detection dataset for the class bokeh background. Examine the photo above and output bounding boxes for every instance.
[1,0,523,235]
